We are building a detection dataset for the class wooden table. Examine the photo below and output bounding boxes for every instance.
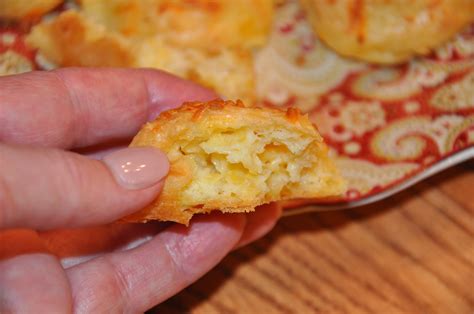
[155,160,474,313]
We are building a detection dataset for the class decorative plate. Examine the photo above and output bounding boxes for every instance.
[1,0,473,214]
[255,1,474,213]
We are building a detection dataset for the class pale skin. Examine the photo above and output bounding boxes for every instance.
[0,68,281,313]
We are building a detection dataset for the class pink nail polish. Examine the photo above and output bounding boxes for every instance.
[103,147,169,190]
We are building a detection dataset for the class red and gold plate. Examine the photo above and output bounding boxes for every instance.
[1,0,473,214]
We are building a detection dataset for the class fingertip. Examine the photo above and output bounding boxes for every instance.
[138,68,220,120]
[193,211,247,233]
[165,211,247,249]
[235,203,282,249]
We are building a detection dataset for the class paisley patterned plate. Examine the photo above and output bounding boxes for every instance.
[255,1,474,213]
[1,0,473,213]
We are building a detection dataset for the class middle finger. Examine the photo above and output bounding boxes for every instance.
[66,213,245,313]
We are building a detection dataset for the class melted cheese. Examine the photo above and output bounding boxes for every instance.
[175,127,317,207]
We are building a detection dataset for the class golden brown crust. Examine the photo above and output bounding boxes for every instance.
[80,0,274,50]
[25,4,262,103]
[300,0,474,64]
[124,100,346,225]
[0,0,62,21]
[26,11,134,67]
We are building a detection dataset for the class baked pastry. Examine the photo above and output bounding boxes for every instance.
[0,0,62,20]
[79,0,274,50]
[26,11,134,67]
[134,38,255,104]
[125,100,346,224]
[26,0,267,102]
[300,0,474,64]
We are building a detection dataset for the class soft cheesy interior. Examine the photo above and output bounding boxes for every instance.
[169,127,316,210]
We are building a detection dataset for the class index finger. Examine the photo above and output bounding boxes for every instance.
[0,68,218,149]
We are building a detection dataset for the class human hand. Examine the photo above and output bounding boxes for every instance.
[0,68,281,312]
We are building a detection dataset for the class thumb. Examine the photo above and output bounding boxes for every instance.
[0,144,168,230]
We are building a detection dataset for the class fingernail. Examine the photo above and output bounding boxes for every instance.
[103,147,169,190]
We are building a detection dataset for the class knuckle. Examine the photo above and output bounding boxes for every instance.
[71,258,129,313]
[0,173,15,228]
[50,71,82,147]
[0,146,16,228]
[50,150,86,217]
[162,238,190,283]
[103,257,132,312]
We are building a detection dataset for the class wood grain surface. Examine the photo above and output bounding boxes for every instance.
[153,160,474,313]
